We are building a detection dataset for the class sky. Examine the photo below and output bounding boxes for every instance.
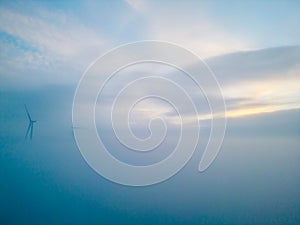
[0,0,299,224]
[0,0,299,117]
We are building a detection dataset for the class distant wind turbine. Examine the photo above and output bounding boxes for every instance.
[24,104,37,140]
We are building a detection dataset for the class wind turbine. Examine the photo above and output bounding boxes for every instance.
[24,104,37,140]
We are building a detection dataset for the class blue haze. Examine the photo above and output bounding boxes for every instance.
[0,1,300,224]
[0,84,299,224]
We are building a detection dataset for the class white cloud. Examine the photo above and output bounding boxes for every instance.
[124,0,251,58]
[125,0,147,12]
[97,44,300,122]
[148,20,250,58]
[0,6,108,72]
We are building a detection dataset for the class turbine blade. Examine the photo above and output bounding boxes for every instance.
[30,123,34,140]
[25,123,31,140]
[24,104,32,121]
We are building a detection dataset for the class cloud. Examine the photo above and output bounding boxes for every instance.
[82,45,300,128]
[207,45,300,82]
[121,46,300,122]
[0,5,109,89]
[124,0,251,58]
[205,45,300,118]
[0,6,106,59]
[125,0,147,12]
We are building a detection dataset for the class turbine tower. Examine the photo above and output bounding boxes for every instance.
[24,104,37,140]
